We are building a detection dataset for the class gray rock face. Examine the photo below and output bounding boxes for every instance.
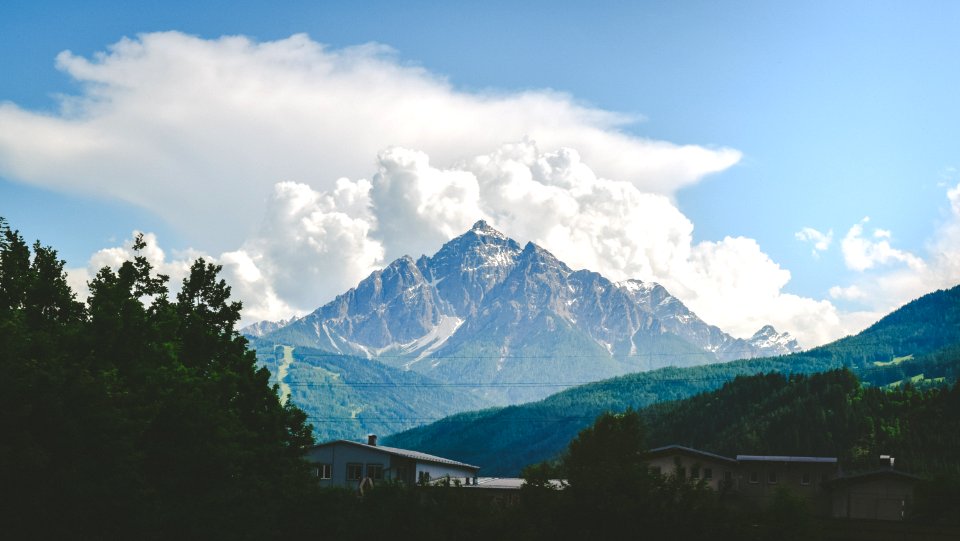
[240,318,296,338]
[261,221,801,403]
[416,220,523,317]
[747,324,801,356]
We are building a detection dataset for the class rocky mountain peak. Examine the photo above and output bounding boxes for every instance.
[469,219,507,239]
[752,324,778,337]
[240,317,299,338]
[430,220,517,263]
[748,324,801,355]
[259,222,804,405]
[516,242,570,274]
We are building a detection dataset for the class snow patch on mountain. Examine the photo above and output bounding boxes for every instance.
[319,322,343,354]
[406,316,465,366]
[616,279,657,294]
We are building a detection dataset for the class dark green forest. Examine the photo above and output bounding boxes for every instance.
[643,369,960,476]
[0,219,315,539]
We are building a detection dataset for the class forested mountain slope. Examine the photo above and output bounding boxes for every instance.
[644,369,960,476]
[252,343,491,440]
[384,285,960,474]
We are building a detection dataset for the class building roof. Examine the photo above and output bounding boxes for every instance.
[822,469,922,487]
[471,477,526,490]
[647,445,737,464]
[463,477,566,490]
[311,439,480,471]
[736,454,837,464]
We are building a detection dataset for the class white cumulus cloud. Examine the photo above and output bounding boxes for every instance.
[829,285,866,301]
[841,217,925,272]
[302,142,860,346]
[0,32,739,253]
[65,141,855,346]
[948,182,960,216]
[15,32,939,348]
[795,227,833,257]
[826,182,960,315]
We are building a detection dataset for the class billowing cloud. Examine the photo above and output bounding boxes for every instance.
[66,141,853,346]
[67,231,200,303]
[0,32,739,253]
[829,284,866,301]
[68,230,299,324]
[795,227,833,257]
[304,143,864,345]
[949,182,960,216]
[826,182,960,315]
[841,217,925,272]
[20,32,947,349]
[243,179,384,306]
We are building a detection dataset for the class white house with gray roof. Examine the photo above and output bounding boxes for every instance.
[305,435,480,489]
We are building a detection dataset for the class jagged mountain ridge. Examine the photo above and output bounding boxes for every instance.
[240,316,299,338]
[259,220,800,403]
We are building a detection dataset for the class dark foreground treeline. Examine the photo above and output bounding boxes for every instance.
[2,219,958,540]
[0,220,315,539]
[295,407,960,541]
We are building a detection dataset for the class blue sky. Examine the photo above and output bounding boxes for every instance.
[2,1,959,345]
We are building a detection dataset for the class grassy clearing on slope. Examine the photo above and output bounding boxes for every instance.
[874,354,914,367]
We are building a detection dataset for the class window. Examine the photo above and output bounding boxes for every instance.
[418,471,431,485]
[749,472,759,484]
[347,463,363,481]
[767,471,778,484]
[676,466,686,479]
[801,472,811,485]
[704,468,713,481]
[367,464,384,481]
[691,466,700,479]
[314,463,332,480]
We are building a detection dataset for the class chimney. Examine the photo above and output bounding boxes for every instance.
[880,454,894,469]
[367,434,377,446]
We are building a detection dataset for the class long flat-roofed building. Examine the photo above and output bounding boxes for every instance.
[735,454,838,512]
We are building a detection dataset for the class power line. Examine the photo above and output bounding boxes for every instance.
[303,415,600,424]
[279,375,752,387]
[257,337,939,361]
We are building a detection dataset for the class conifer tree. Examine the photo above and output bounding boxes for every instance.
[0,220,315,539]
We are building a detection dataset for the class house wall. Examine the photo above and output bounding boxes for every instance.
[646,454,736,491]
[305,443,478,488]
[415,461,477,485]
[830,477,914,520]
[305,444,394,488]
[389,457,417,486]
[736,461,836,513]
